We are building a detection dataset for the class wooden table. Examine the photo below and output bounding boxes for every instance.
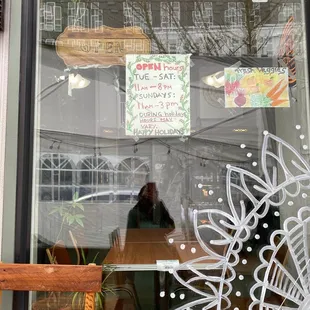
[103,229,222,310]
[104,228,218,271]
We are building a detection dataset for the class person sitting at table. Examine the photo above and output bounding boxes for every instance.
[127,182,175,229]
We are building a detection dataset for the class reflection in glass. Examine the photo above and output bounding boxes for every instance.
[31,0,310,309]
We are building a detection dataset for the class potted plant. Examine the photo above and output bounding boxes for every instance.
[71,263,115,310]
[33,192,116,310]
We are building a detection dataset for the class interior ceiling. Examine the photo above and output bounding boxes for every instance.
[40,46,274,147]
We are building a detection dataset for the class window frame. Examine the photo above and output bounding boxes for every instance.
[11,1,310,310]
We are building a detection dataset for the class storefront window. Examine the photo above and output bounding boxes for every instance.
[39,153,75,201]
[30,0,310,309]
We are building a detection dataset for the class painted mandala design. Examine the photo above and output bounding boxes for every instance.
[172,132,310,310]
[250,207,310,310]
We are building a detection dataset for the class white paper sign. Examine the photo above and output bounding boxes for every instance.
[156,260,180,272]
[126,54,191,137]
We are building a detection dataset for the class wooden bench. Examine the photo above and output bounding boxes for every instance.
[0,263,102,310]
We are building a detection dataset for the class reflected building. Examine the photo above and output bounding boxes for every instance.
[35,0,305,244]
[39,1,303,56]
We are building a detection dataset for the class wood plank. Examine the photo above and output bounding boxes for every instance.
[56,26,151,67]
[0,264,102,292]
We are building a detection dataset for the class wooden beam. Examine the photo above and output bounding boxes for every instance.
[0,264,102,292]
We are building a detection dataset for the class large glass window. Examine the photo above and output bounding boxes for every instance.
[39,153,75,201]
[116,157,150,187]
[30,0,310,309]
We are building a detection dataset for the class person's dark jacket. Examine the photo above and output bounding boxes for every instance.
[127,198,175,229]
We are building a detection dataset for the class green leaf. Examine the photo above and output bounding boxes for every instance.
[75,214,85,219]
[102,286,116,295]
[92,252,100,264]
[72,292,81,308]
[81,248,87,265]
[75,218,84,227]
[59,210,66,216]
[76,203,84,211]
[68,215,75,226]
[96,293,103,309]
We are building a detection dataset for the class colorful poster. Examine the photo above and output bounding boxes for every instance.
[126,54,191,137]
[224,67,290,108]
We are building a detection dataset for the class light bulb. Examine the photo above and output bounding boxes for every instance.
[206,76,214,86]
[79,80,86,88]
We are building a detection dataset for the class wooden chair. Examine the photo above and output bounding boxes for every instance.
[0,263,102,310]
[109,228,121,252]
[262,236,289,307]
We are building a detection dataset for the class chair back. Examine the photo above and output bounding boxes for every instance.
[266,236,289,305]
[110,228,120,251]
[0,263,102,310]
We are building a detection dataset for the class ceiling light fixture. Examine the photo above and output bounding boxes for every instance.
[233,129,248,132]
[202,71,225,88]
[202,61,242,89]
[68,73,90,96]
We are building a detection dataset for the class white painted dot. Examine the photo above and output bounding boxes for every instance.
[218,198,223,203]
[300,135,305,140]
[255,234,260,240]
[288,201,294,206]
[234,308,240,310]
[302,193,308,199]
[252,162,258,167]
[209,190,214,195]
[239,275,244,280]
[240,144,246,149]
[191,247,196,254]
[179,294,185,300]
[296,125,301,130]
[247,153,252,158]
[263,130,269,136]
[180,244,186,250]
[168,238,174,244]
[274,211,280,217]
[170,293,176,299]
[236,291,241,297]
[160,291,165,297]
[242,259,247,265]
[263,223,269,228]
[226,164,231,168]
[198,183,203,189]
[247,247,252,252]
[303,145,309,150]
